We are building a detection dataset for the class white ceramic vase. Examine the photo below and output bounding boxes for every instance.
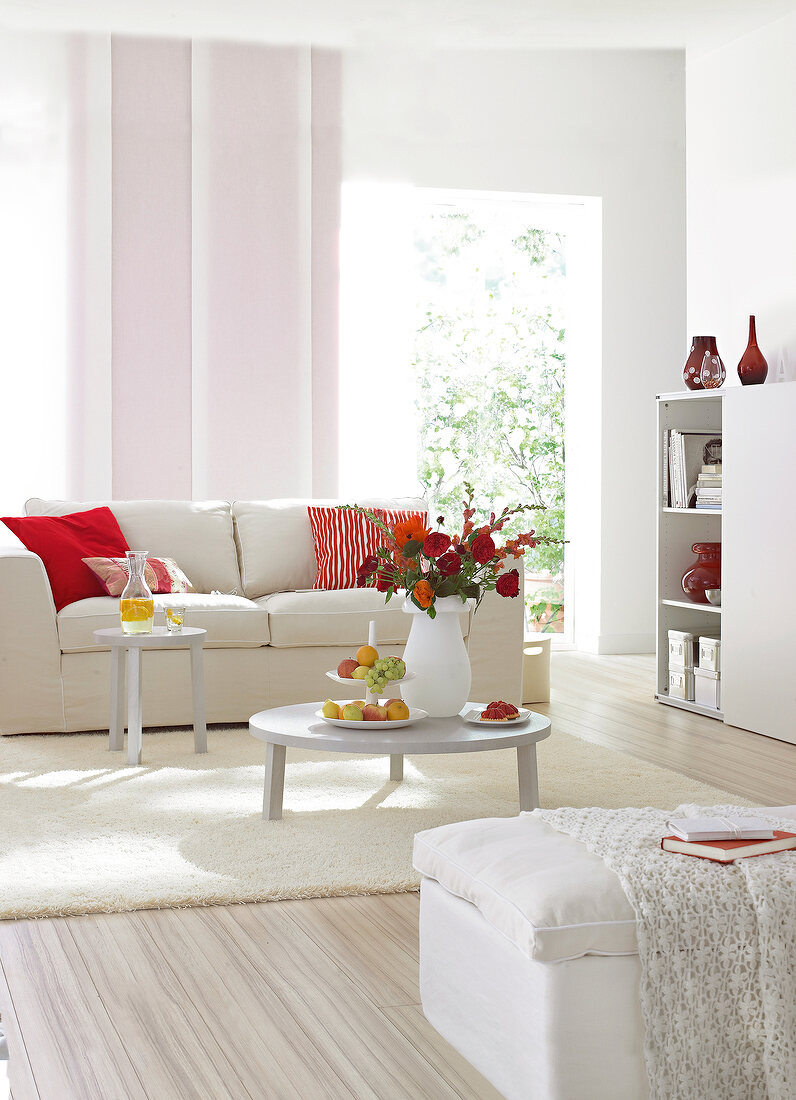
[400,595,471,717]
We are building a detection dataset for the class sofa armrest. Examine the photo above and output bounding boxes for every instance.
[467,574,525,707]
[0,526,65,733]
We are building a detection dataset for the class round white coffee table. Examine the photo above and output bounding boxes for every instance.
[94,626,207,766]
[249,703,552,820]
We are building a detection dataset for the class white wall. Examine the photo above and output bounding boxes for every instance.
[687,11,796,384]
[341,50,686,652]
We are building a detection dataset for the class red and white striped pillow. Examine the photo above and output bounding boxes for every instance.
[307,506,428,591]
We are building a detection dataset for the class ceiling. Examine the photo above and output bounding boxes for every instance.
[0,0,793,52]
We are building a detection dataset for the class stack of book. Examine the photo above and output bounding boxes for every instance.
[663,430,722,509]
[695,464,722,511]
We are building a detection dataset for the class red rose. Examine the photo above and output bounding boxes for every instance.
[471,533,496,564]
[359,553,379,576]
[496,568,520,598]
[375,575,391,592]
[422,531,452,558]
[437,551,462,577]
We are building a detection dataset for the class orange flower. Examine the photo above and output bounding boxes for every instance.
[413,580,434,609]
[393,517,431,550]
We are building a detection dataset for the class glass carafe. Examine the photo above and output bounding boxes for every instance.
[120,551,154,635]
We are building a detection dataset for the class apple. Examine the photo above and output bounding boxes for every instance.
[341,704,364,721]
[355,644,378,668]
[362,704,387,722]
[322,699,339,719]
[384,698,403,710]
[386,700,410,721]
[351,700,366,709]
[337,658,359,678]
[351,666,369,680]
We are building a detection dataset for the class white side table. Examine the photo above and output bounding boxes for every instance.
[93,626,208,766]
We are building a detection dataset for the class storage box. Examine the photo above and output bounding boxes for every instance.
[694,666,721,709]
[698,636,721,673]
[668,630,697,670]
[668,667,695,701]
[522,635,552,704]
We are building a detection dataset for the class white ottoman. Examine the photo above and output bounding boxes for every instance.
[415,807,796,1100]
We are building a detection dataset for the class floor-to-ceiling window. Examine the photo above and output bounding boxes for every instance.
[340,185,592,641]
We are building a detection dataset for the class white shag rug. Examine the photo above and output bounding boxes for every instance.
[0,725,748,920]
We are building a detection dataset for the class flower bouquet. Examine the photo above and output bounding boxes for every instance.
[342,485,561,619]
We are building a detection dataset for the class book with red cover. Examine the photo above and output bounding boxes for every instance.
[661,831,796,863]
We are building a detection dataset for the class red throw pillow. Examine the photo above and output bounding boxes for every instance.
[308,506,428,590]
[1,507,130,611]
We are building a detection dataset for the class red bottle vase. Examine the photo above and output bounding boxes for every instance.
[737,315,768,385]
[681,542,721,604]
[683,336,721,391]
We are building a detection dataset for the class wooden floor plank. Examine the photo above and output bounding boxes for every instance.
[0,951,39,1100]
[285,894,421,1008]
[543,653,796,804]
[131,905,353,1100]
[221,900,464,1099]
[0,920,146,1100]
[61,913,251,1100]
[380,1005,504,1100]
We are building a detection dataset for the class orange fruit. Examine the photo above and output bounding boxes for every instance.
[355,644,378,668]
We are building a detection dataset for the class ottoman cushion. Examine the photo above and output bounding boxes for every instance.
[413,813,637,962]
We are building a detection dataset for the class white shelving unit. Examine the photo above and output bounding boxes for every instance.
[656,383,796,745]
[656,390,723,718]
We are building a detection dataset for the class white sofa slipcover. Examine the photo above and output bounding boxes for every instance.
[0,497,524,734]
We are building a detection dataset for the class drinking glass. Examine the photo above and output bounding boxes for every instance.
[165,606,186,633]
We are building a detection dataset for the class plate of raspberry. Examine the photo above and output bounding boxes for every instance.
[463,700,533,726]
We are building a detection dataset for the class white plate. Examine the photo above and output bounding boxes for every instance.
[315,705,428,730]
[462,707,533,727]
[325,669,416,686]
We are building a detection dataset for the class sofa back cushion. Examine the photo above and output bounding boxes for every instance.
[26,499,240,595]
[232,497,428,598]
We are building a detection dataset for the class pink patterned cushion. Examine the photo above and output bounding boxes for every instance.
[82,556,195,597]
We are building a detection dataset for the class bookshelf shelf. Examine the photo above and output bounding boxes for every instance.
[654,694,724,720]
[661,598,721,614]
[661,507,722,516]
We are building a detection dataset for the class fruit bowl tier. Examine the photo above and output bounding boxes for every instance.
[325,669,416,707]
[315,706,427,730]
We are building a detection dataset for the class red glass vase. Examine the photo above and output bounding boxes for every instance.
[737,315,768,385]
[681,542,721,604]
[683,336,722,391]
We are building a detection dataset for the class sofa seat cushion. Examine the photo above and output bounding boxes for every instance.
[58,593,269,652]
[413,813,638,963]
[261,587,471,648]
[26,499,240,596]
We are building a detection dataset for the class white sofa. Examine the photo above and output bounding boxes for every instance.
[0,497,524,735]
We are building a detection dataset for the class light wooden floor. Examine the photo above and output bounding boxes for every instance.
[2,653,795,1100]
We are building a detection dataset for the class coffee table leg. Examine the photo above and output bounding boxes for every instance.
[517,744,540,811]
[263,743,286,820]
[109,646,125,751]
[390,754,404,781]
[127,648,143,767]
[190,640,207,754]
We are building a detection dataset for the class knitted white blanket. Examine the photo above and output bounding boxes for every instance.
[536,805,796,1100]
